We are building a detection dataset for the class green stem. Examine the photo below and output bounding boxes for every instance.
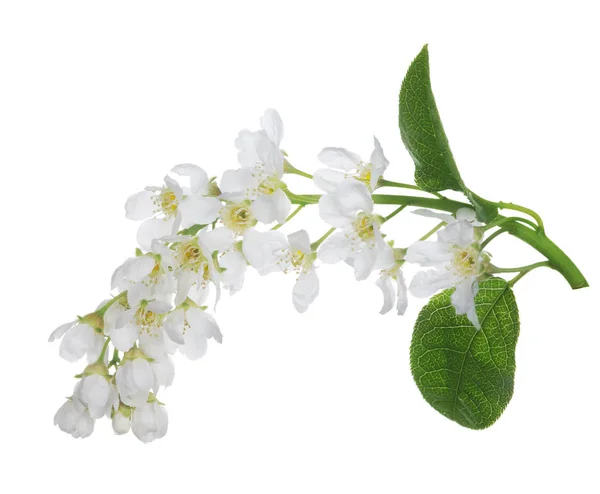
[383,204,408,223]
[311,228,336,251]
[378,179,443,198]
[284,160,313,179]
[498,202,545,232]
[491,261,552,274]
[287,191,588,290]
[502,221,587,289]
[271,204,305,230]
[480,228,509,249]
[97,292,127,317]
[109,348,121,367]
[97,337,111,363]
[419,221,445,241]
[506,262,553,286]
[484,215,537,231]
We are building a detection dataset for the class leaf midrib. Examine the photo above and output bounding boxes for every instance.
[450,283,510,421]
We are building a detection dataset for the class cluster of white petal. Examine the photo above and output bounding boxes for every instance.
[50,109,487,442]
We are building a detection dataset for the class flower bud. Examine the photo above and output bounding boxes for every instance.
[81,312,104,331]
[132,401,168,443]
[112,405,132,435]
[54,399,94,439]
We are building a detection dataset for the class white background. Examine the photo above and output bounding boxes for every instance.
[1,1,598,492]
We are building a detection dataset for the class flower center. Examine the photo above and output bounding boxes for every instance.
[135,307,162,333]
[452,246,480,277]
[355,163,373,189]
[155,188,179,217]
[221,202,255,233]
[352,213,376,241]
[257,175,282,196]
[176,238,208,273]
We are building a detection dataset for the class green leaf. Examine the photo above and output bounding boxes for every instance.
[464,190,499,224]
[410,277,520,429]
[399,45,498,222]
[178,223,207,236]
[399,45,462,193]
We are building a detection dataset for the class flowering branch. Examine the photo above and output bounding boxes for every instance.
[50,45,588,441]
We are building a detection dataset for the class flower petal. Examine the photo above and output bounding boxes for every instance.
[437,221,474,248]
[219,250,247,294]
[395,270,408,316]
[255,133,284,177]
[318,147,361,171]
[260,108,284,147]
[369,136,389,188]
[412,208,455,224]
[235,129,262,168]
[451,278,480,329]
[353,246,377,281]
[292,270,319,313]
[109,324,138,353]
[318,194,353,228]
[59,323,95,362]
[125,191,155,221]
[49,320,75,342]
[287,229,310,254]
[137,217,176,251]
[199,226,234,253]
[318,232,350,264]
[271,188,292,224]
[313,168,346,193]
[151,357,175,392]
[186,308,221,340]
[164,308,185,345]
[179,195,222,226]
[242,228,288,275]
[337,179,373,213]
[406,241,452,267]
[171,164,209,195]
[375,275,394,315]
[409,270,457,298]
[219,168,257,198]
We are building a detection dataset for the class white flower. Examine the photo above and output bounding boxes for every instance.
[125,166,223,251]
[49,319,105,363]
[131,401,168,443]
[318,180,394,280]
[110,242,175,307]
[219,109,291,225]
[125,175,184,251]
[314,137,389,193]
[54,399,94,439]
[150,357,175,392]
[104,299,171,353]
[218,249,247,294]
[242,229,320,313]
[115,356,156,407]
[73,373,119,419]
[112,407,131,435]
[171,164,223,227]
[406,217,485,329]
[412,207,483,226]
[164,306,222,360]
[376,264,408,315]
[167,226,238,305]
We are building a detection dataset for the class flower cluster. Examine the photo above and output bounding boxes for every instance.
[51,109,490,442]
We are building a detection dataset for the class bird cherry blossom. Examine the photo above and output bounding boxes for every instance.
[242,228,320,313]
[314,137,389,193]
[52,107,529,443]
[406,210,486,328]
[318,179,394,280]
[220,109,291,225]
